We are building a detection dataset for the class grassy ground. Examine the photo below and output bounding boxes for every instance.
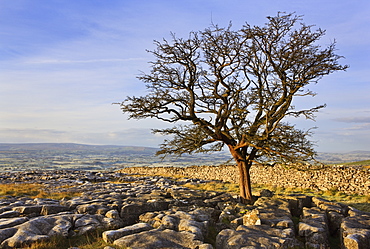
[333,159,370,168]
[0,183,81,200]
[25,230,119,249]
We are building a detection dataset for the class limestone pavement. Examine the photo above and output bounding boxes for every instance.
[0,170,369,248]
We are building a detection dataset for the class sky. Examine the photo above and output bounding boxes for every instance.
[1,0,370,153]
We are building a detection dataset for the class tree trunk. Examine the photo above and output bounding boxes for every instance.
[237,159,253,204]
[227,145,254,204]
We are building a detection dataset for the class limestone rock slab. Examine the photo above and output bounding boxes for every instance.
[103,222,153,243]
[113,229,205,249]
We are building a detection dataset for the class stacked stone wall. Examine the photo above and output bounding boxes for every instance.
[119,164,370,195]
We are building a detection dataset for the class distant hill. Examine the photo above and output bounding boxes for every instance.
[317,151,370,164]
[0,143,158,154]
[1,143,369,165]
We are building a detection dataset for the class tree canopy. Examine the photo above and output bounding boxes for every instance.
[119,13,348,202]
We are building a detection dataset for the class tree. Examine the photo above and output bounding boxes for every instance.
[118,13,348,203]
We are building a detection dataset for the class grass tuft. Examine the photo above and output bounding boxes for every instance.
[0,183,81,200]
[183,181,239,194]
[25,229,120,249]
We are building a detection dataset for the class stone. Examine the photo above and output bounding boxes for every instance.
[73,214,106,235]
[113,229,204,249]
[0,217,29,229]
[158,215,179,230]
[12,205,42,216]
[189,208,214,222]
[102,222,153,243]
[299,222,326,236]
[34,198,60,205]
[216,225,302,249]
[0,216,66,248]
[198,244,214,249]
[168,188,207,200]
[76,204,107,215]
[0,213,126,248]
[102,216,124,230]
[253,198,294,229]
[178,218,206,241]
[243,209,262,226]
[0,227,17,245]
[230,217,243,226]
[298,207,330,248]
[347,206,366,217]
[0,210,21,219]
[260,189,274,197]
[40,205,70,215]
[120,201,170,226]
[343,233,370,249]
[105,209,120,219]
[341,213,370,249]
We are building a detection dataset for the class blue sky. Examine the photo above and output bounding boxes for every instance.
[1,0,370,152]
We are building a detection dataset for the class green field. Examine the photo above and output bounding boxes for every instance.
[333,159,370,168]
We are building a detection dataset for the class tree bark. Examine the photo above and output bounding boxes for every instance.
[237,159,253,204]
[228,145,254,204]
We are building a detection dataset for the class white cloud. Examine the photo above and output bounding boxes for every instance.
[25,58,146,65]
[0,128,164,147]
[333,117,370,123]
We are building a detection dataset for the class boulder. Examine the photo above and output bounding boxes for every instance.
[189,207,217,222]
[102,222,153,243]
[138,209,210,241]
[340,212,370,249]
[0,213,122,248]
[259,189,274,197]
[12,205,42,216]
[76,203,110,215]
[178,218,206,241]
[0,217,29,229]
[105,209,120,219]
[250,197,294,229]
[298,207,330,248]
[113,229,205,249]
[40,205,70,215]
[216,225,301,249]
[158,214,179,230]
[312,197,348,215]
[243,209,262,226]
[121,200,170,226]
[0,228,17,245]
[72,214,123,234]
[0,216,69,248]
[0,211,20,219]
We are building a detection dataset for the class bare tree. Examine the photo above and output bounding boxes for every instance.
[119,13,348,203]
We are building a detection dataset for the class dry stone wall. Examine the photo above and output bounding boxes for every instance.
[119,164,370,195]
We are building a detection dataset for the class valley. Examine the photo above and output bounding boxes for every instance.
[0,143,369,172]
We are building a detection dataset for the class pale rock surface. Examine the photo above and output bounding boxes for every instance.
[0,169,369,248]
[102,222,153,243]
[113,229,206,249]
[216,225,302,249]
[341,209,370,249]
